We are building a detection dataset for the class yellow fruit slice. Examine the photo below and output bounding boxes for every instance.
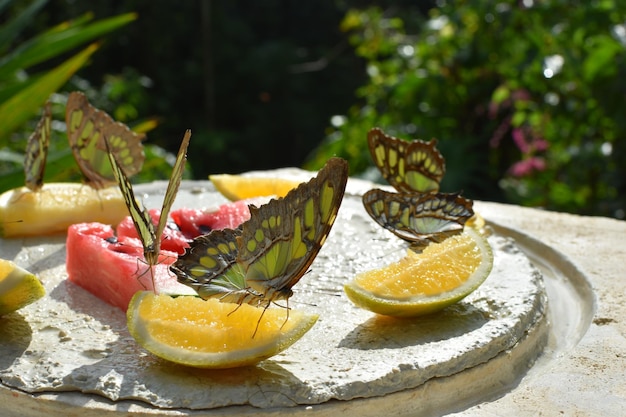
[127,292,318,368]
[344,227,493,317]
[466,212,486,231]
[0,259,45,316]
[0,183,128,237]
[209,174,301,201]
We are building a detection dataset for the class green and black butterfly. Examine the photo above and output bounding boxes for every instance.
[67,91,145,189]
[365,127,474,250]
[362,188,474,252]
[24,101,52,191]
[106,129,191,289]
[367,127,445,194]
[171,157,349,325]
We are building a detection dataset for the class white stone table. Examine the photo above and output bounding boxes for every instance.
[1,172,624,416]
[466,201,626,416]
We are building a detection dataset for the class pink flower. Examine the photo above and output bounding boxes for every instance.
[510,157,546,177]
[512,128,530,153]
[533,138,549,151]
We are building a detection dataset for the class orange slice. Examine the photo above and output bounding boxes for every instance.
[344,227,493,317]
[0,259,45,316]
[127,292,318,368]
[209,174,301,201]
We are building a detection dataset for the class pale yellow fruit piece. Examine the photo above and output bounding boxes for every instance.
[0,259,45,315]
[209,174,301,201]
[344,227,493,317]
[0,183,128,237]
[127,292,318,368]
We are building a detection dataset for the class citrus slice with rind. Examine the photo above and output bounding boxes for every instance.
[209,174,301,201]
[0,259,46,316]
[127,291,318,368]
[0,183,128,237]
[344,227,493,317]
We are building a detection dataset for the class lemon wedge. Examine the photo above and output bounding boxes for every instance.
[0,259,45,316]
[127,292,318,368]
[344,227,493,317]
[209,174,301,201]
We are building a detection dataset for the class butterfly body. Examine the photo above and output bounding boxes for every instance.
[67,92,145,189]
[24,101,52,191]
[172,157,349,309]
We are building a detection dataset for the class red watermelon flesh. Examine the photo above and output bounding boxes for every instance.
[116,208,189,255]
[66,222,196,311]
[170,197,270,238]
[66,199,261,311]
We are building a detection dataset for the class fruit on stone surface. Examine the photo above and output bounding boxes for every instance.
[0,183,128,237]
[210,174,301,201]
[344,227,493,317]
[170,197,268,239]
[0,259,45,316]
[65,222,193,311]
[127,291,318,368]
[117,208,190,255]
[66,198,255,311]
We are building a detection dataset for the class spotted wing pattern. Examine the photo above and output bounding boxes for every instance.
[368,127,445,193]
[24,101,51,191]
[66,91,145,189]
[362,188,474,252]
[106,129,191,286]
[171,157,349,307]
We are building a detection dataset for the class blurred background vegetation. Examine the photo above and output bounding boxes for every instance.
[1,0,624,219]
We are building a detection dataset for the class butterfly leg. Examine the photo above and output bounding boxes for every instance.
[252,301,272,339]
[133,258,156,293]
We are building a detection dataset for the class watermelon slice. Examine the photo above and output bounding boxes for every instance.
[170,197,269,239]
[66,223,193,311]
[117,209,189,255]
[66,199,260,311]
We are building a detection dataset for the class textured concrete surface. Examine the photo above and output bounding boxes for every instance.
[1,171,625,416]
[458,201,626,416]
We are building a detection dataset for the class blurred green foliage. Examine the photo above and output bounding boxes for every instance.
[0,0,135,187]
[307,0,626,218]
[0,1,185,192]
[2,1,624,218]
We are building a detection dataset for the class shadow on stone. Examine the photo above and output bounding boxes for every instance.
[0,312,32,371]
[339,302,491,350]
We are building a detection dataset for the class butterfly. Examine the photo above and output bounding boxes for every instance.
[362,188,474,252]
[106,129,191,289]
[368,127,445,194]
[170,157,349,333]
[24,101,52,191]
[66,91,145,189]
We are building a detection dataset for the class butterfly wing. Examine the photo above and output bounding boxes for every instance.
[66,91,145,189]
[24,101,51,191]
[104,137,157,264]
[105,129,191,268]
[362,188,474,251]
[237,157,349,303]
[171,227,260,304]
[154,129,191,245]
[368,127,445,193]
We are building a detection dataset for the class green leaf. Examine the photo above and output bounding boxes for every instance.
[0,43,99,141]
[0,12,137,79]
[491,85,510,104]
[583,36,621,81]
[0,0,48,52]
